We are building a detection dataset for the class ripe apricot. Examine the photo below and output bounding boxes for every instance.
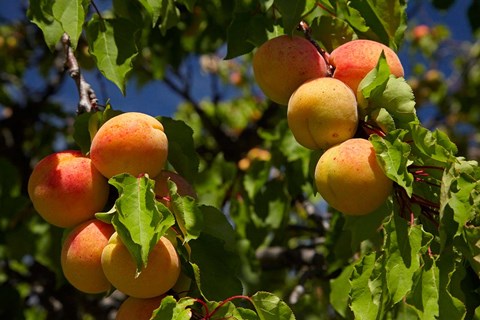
[287,77,358,150]
[314,138,392,215]
[27,150,109,228]
[329,39,404,93]
[90,112,168,179]
[101,233,180,298]
[253,35,328,105]
[116,295,165,320]
[61,219,114,294]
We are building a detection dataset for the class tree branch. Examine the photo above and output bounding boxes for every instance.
[61,33,98,114]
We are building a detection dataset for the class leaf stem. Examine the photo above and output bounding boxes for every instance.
[90,0,104,20]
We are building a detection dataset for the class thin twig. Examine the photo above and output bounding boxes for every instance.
[61,33,98,114]
[297,21,333,76]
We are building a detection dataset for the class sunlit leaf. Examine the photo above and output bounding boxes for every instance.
[27,0,64,50]
[151,296,195,320]
[52,0,88,49]
[251,291,296,320]
[109,174,175,272]
[86,17,139,95]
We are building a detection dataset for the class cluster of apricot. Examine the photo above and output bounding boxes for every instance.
[253,35,404,215]
[28,112,195,318]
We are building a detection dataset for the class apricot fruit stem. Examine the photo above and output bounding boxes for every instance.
[360,120,387,138]
[61,33,98,114]
[297,21,333,76]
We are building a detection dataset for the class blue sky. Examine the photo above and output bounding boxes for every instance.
[0,0,474,119]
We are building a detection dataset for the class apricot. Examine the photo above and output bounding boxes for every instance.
[116,295,165,320]
[314,138,392,215]
[287,77,358,150]
[329,39,404,93]
[61,219,114,294]
[153,170,197,206]
[101,233,180,298]
[27,150,110,228]
[252,35,328,105]
[90,112,168,179]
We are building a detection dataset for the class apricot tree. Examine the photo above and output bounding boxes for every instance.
[2,1,480,320]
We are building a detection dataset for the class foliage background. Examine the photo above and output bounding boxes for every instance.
[1,0,480,319]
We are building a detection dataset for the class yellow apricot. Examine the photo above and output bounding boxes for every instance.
[330,39,404,94]
[287,77,358,150]
[61,219,114,294]
[27,150,109,228]
[90,112,168,179]
[253,35,328,105]
[314,138,392,215]
[116,295,165,320]
[101,233,180,298]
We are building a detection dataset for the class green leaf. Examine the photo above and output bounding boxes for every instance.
[461,226,480,277]
[342,201,391,252]
[200,205,236,252]
[349,0,407,49]
[52,0,88,49]
[335,1,369,34]
[27,0,64,51]
[73,112,92,154]
[109,174,175,272]
[138,0,163,27]
[310,15,356,53]
[158,117,199,183]
[440,159,480,243]
[177,0,196,12]
[437,247,467,319]
[370,131,414,196]
[205,300,259,320]
[359,54,418,128]
[86,17,139,95]
[251,291,296,320]
[329,264,354,317]
[410,124,457,164]
[151,296,196,320]
[139,0,180,33]
[73,106,123,154]
[274,0,306,35]
[349,253,382,319]
[189,233,243,301]
[226,12,270,59]
[405,255,440,319]
[169,180,203,243]
[384,216,433,304]
[244,160,271,200]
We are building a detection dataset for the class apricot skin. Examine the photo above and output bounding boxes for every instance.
[101,233,180,299]
[314,138,393,215]
[253,35,328,105]
[61,219,115,294]
[90,112,168,179]
[116,295,165,320]
[330,39,404,93]
[27,150,110,228]
[287,77,358,150]
[153,170,197,206]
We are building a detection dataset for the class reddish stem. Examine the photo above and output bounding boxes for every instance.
[408,164,445,171]
[207,295,253,319]
[297,21,332,75]
[361,121,387,138]
[316,3,337,17]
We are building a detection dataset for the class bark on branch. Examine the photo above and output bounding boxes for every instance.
[61,33,98,114]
